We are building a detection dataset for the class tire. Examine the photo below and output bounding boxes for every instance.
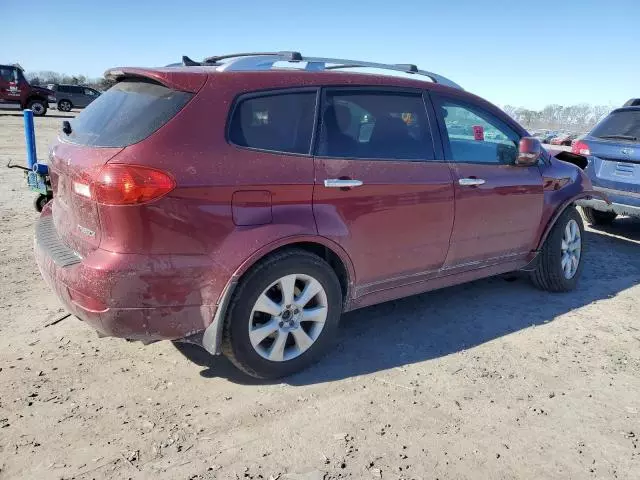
[58,100,73,112]
[34,194,50,212]
[581,206,617,226]
[530,206,584,292]
[27,99,47,116]
[222,249,343,379]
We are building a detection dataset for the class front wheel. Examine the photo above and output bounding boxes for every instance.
[581,206,617,226]
[58,100,73,112]
[222,249,343,379]
[27,99,47,116]
[530,206,585,292]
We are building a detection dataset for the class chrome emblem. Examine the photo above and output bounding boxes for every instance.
[77,225,96,237]
[621,148,634,156]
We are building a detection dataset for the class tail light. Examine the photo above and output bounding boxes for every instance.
[72,164,175,205]
[572,141,591,156]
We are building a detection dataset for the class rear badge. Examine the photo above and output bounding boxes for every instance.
[621,148,634,157]
[77,225,96,237]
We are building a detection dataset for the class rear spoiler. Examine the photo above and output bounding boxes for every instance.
[104,67,207,93]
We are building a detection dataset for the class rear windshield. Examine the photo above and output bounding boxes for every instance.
[66,80,193,147]
[591,110,640,142]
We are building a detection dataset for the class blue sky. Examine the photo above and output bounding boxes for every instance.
[1,0,638,110]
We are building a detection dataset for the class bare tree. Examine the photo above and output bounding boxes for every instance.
[25,70,113,91]
[503,103,614,132]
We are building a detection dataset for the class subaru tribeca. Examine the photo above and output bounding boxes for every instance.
[35,52,605,378]
[573,105,640,223]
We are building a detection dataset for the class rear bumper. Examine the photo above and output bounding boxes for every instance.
[576,198,640,217]
[34,210,222,342]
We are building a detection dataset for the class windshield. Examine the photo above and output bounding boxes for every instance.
[590,110,640,142]
[66,79,193,147]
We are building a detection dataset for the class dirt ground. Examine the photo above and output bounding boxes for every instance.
[0,111,639,480]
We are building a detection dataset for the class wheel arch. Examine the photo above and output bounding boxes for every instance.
[201,235,356,355]
[23,94,48,108]
[535,191,607,250]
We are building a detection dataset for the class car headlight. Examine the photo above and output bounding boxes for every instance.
[48,95,56,102]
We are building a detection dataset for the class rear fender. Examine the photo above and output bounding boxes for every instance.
[201,234,356,355]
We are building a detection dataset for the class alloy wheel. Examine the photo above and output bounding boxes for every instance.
[561,219,581,279]
[248,273,328,362]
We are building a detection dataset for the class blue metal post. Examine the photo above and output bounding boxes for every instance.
[24,109,37,169]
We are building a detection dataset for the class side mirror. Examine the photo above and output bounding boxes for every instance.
[516,137,542,166]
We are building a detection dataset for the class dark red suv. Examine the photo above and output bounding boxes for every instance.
[35,52,605,378]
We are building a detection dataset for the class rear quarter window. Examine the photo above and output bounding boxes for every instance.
[228,91,317,155]
[66,80,193,147]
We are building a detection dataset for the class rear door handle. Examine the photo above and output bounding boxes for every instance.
[324,179,364,188]
[458,178,486,186]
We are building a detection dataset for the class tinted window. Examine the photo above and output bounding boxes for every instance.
[318,91,433,160]
[438,100,519,164]
[591,110,640,142]
[67,80,193,147]
[229,92,316,154]
[58,85,71,93]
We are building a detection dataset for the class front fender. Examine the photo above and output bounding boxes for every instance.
[536,189,609,250]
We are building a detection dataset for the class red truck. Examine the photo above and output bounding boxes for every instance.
[0,64,55,116]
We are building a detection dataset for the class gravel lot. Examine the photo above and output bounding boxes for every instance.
[0,111,639,480]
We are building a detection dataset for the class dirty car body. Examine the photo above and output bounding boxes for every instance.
[34,53,605,378]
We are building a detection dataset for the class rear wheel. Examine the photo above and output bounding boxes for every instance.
[531,206,584,292]
[222,250,342,379]
[581,206,617,226]
[58,100,73,112]
[27,99,47,116]
[34,194,51,212]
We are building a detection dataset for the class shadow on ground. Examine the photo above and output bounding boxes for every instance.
[175,225,640,386]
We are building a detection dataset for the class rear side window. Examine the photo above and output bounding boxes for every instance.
[317,90,433,161]
[229,92,317,154]
[590,110,640,142]
[67,80,193,147]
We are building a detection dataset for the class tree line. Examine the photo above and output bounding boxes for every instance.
[25,71,116,91]
[502,104,612,133]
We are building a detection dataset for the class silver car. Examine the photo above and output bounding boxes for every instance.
[48,84,101,111]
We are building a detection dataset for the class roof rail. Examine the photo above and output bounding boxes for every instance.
[178,51,463,90]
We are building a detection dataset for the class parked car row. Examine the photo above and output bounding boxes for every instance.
[531,130,584,146]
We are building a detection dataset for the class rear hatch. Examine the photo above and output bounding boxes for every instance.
[49,76,200,257]
[584,108,640,194]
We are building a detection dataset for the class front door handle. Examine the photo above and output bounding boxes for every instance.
[324,179,364,188]
[458,178,486,186]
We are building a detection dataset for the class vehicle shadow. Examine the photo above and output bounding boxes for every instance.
[586,216,640,243]
[175,229,640,386]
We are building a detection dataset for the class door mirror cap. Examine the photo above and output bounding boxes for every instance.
[516,137,542,166]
